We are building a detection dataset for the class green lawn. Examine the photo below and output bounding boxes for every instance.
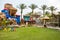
[0,27,60,40]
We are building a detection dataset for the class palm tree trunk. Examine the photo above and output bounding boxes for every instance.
[21,9,23,24]
[43,10,45,16]
[51,11,53,17]
[21,9,23,23]
[21,9,23,20]
[32,9,34,14]
[51,11,54,24]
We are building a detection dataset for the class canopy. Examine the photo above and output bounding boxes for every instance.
[24,16,30,21]
[40,16,50,20]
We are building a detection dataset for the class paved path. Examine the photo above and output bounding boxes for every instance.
[20,24,60,30]
[47,26,60,30]
[34,25,60,30]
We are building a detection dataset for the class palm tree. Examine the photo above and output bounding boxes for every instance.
[48,6,57,16]
[39,5,47,16]
[45,11,49,16]
[18,4,26,20]
[39,5,47,27]
[29,4,37,13]
[44,11,51,17]
[48,6,57,26]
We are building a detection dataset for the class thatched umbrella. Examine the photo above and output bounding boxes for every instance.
[40,16,50,27]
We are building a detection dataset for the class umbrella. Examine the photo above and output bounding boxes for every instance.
[40,16,50,20]
[40,16,50,27]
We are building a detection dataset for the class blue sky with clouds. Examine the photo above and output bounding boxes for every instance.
[0,0,60,15]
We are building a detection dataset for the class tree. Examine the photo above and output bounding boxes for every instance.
[48,6,57,16]
[44,11,50,16]
[44,11,51,17]
[18,4,26,20]
[29,4,37,13]
[39,5,47,16]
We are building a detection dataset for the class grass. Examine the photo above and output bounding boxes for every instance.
[0,27,60,40]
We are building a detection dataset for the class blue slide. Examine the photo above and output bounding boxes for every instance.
[1,9,20,25]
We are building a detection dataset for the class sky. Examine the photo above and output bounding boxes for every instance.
[0,0,60,15]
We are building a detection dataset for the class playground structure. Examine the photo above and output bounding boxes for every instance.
[0,3,20,31]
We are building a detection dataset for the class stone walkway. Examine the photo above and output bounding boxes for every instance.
[20,24,60,30]
[47,26,60,30]
[34,25,60,30]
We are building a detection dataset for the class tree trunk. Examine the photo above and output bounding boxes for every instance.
[21,9,23,20]
[21,9,23,24]
[32,9,34,14]
[43,10,45,16]
[51,11,53,17]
